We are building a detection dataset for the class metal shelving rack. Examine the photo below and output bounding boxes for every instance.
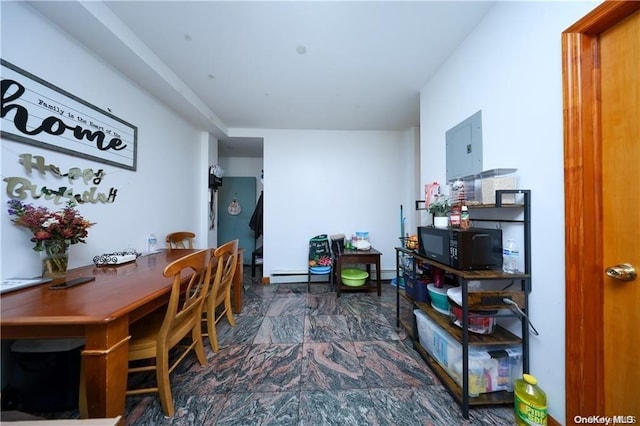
[395,190,531,418]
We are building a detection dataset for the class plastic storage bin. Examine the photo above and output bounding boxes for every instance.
[415,309,460,368]
[450,168,517,204]
[414,309,522,396]
[450,346,522,396]
[427,284,453,314]
[449,303,498,335]
[404,273,429,302]
[476,169,518,204]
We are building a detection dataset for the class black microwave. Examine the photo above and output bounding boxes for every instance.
[417,226,503,270]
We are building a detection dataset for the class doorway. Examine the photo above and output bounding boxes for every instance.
[217,177,257,264]
[563,1,640,420]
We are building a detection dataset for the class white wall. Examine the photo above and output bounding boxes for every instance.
[420,1,600,422]
[233,127,419,282]
[1,2,212,277]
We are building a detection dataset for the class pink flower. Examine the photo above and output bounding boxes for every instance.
[34,231,51,240]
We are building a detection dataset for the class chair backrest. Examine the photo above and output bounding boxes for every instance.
[309,234,332,267]
[330,235,345,258]
[166,232,195,250]
[161,248,212,347]
[206,239,239,309]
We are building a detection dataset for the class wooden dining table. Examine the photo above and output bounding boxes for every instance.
[0,248,244,419]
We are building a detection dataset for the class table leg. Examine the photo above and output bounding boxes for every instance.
[233,251,244,314]
[80,316,130,418]
[376,257,381,296]
[336,259,342,298]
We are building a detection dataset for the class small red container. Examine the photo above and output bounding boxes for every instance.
[449,303,497,335]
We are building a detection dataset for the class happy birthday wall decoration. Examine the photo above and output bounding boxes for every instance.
[4,153,118,206]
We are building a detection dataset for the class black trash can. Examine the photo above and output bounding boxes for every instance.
[8,339,84,412]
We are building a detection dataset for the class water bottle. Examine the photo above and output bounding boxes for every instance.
[503,239,519,273]
[514,373,547,425]
[148,234,157,253]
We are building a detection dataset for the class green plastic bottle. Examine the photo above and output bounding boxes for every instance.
[514,373,547,425]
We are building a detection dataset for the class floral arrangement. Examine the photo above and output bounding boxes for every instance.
[7,199,95,252]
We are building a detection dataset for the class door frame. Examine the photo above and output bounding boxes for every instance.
[563,0,640,420]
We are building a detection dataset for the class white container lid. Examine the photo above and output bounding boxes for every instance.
[446,282,482,305]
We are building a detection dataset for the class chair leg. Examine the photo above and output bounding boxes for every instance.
[192,325,208,366]
[207,314,219,352]
[307,270,311,292]
[224,294,235,326]
[156,350,174,417]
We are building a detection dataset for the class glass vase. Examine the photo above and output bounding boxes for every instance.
[41,240,70,279]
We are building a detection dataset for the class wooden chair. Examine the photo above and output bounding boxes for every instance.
[124,248,212,417]
[165,231,195,250]
[202,239,239,352]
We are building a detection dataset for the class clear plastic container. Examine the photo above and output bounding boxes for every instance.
[355,232,369,241]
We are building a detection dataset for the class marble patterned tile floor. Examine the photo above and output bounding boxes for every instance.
[38,267,516,425]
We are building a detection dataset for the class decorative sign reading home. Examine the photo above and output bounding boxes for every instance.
[1,59,137,171]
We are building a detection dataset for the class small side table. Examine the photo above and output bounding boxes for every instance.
[336,248,382,297]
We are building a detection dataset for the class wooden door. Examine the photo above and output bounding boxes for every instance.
[564,1,640,420]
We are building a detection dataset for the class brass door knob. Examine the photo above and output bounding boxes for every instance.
[605,263,637,281]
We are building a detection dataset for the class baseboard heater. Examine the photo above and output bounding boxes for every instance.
[271,270,308,277]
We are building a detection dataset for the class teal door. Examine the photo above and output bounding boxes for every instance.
[217,177,256,263]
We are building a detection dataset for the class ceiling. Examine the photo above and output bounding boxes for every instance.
[25,1,494,158]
